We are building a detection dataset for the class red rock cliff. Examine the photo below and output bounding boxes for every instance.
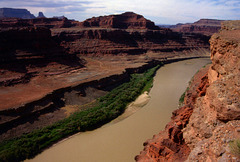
[52,27,210,55]
[0,24,82,87]
[0,26,68,63]
[0,13,211,57]
[136,20,240,161]
[183,20,240,161]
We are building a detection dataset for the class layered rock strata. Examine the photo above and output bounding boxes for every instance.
[79,12,159,30]
[172,19,223,36]
[183,20,240,162]
[52,28,210,55]
[0,26,65,62]
[51,13,210,55]
[0,25,83,87]
[136,20,240,161]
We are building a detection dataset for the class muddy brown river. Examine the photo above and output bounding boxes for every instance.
[28,58,211,162]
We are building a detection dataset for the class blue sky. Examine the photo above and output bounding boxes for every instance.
[0,0,239,24]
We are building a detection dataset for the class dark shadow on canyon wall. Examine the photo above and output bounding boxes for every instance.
[0,27,85,73]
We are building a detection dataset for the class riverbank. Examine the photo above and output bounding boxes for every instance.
[0,65,160,161]
[29,58,211,162]
[107,91,151,125]
[136,63,212,161]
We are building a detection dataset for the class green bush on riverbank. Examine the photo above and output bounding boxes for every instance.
[0,65,160,162]
[179,87,189,104]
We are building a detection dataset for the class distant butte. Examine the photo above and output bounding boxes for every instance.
[171,19,224,35]
[0,8,35,19]
[37,12,46,18]
[79,12,160,30]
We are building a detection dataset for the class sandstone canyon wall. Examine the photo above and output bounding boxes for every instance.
[0,25,82,87]
[0,12,210,57]
[0,26,65,63]
[172,19,223,36]
[136,20,240,161]
[52,12,210,55]
[51,27,210,55]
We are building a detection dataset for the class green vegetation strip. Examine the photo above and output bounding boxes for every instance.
[0,65,160,162]
[179,87,189,104]
[178,62,210,105]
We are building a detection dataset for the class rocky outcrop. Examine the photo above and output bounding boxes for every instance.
[136,20,240,161]
[172,19,223,36]
[183,20,240,161]
[37,12,45,18]
[0,17,78,29]
[0,8,35,19]
[29,17,78,28]
[79,12,160,30]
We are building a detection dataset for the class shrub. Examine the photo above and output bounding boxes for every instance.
[229,139,240,157]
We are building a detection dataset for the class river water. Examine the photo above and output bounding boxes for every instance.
[29,58,211,162]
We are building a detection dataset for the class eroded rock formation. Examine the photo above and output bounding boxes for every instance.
[183,20,240,162]
[136,20,240,161]
[79,12,159,30]
[172,19,223,36]
[51,27,210,55]
[37,12,45,18]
